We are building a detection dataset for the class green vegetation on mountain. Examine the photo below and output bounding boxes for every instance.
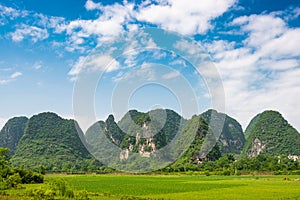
[86,109,186,154]
[0,117,28,155]
[170,115,222,171]
[244,113,260,140]
[85,120,105,146]
[201,109,245,155]
[10,112,101,172]
[86,109,300,173]
[117,109,185,150]
[0,147,43,190]
[85,109,187,172]
[0,109,299,175]
[243,110,300,157]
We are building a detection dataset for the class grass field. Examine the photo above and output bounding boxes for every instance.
[3,174,300,199]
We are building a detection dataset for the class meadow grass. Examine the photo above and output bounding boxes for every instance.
[3,174,300,199]
[48,174,300,200]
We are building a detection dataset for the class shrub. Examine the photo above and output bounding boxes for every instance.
[204,170,210,176]
[49,179,67,196]
[76,190,90,200]
[222,170,231,176]
[5,173,22,189]
[14,168,44,184]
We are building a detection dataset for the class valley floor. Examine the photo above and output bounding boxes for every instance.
[2,174,300,200]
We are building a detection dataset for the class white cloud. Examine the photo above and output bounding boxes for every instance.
[69,54,120,76]
[206,13,300,130]
[57,0,237,50]
[137,0,237,35]
[169,59,187,67]
[85,0,102,10]
[174,39,203,56]
[58,1,134,49]
[34,14,65,30]
[258,29,300,59]
[116,62,157,82]
[11,24,49,42]
[204,40,236,54]
[10,72,22,79]
[0,71,22,85]
[232,14,287,48]
[0,4,28,25]
[33,61,43,70]
[162,71,180,79]
[0,79,10,85]
[259,59,299,71]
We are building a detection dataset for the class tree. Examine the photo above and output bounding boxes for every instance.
[0,148,9,168]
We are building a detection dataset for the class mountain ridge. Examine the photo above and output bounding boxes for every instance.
[1,109,299,172]
[9,112,101,172]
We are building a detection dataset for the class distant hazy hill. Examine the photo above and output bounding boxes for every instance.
[10,112,98,171]
[201,109,245,155]
[242,110,300,157]
[0,116,28,155]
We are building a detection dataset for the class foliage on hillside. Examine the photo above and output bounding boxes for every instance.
[85,109,188,172]
[201,109,245,155]
[2,109,300,174]
[0,117,28,155]
[0,147,43,190]
[86,109,186,153]
[243,110,300,157]
[164,153,299,175]
[117,109,185,150]
[9,112,102,172]
[244,113,261,140]
[170,115,222,171]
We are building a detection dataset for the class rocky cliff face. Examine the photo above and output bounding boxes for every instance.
[247,138,266,157]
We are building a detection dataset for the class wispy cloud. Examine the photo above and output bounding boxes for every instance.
[0,71,22,85]
[11,24,49,42]
[0,4,28,25]
[10,71,22,79]
[169,59,187,67]
[162,71,180,79]
[0,79,10,84]
[33,61,43,70]
[69,54,120,77]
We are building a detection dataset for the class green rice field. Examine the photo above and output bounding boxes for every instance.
[4,174,300,200]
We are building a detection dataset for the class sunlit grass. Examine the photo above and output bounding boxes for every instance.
[3,174,300,200]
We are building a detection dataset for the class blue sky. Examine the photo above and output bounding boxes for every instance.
[0,0,299,132]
